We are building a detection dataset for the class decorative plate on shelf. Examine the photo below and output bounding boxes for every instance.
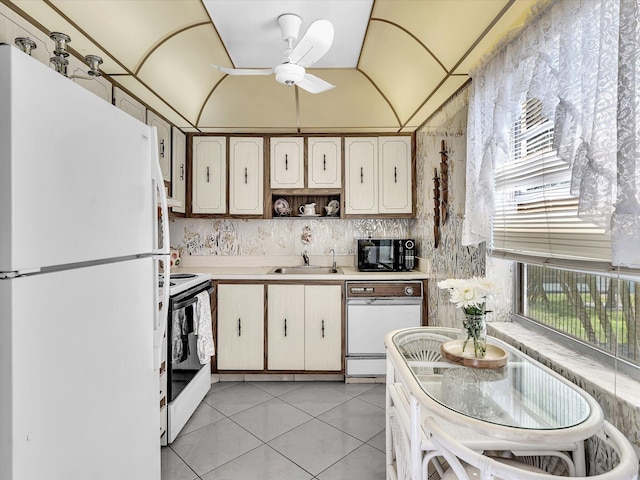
[273,198,291,216]
[324,199,340,216]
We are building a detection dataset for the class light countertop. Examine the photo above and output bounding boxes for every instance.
[174,255,430,281]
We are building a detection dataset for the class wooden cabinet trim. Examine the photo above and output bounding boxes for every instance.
[213,280,345,374]
[189,133,413,219]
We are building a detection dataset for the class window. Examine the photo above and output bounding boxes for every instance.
[497,99,640,379]
[492,98,611,263]
[465,0,640,380]
[517,263,640,380]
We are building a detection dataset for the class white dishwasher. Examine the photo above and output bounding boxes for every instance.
[346,281,423,377]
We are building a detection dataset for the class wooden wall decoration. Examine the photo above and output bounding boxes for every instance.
[439,140,449,225]
[433,139,449,248]
[433,168,440,248]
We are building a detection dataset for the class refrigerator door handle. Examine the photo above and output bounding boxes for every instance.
[149,126,169,256]
[153,254,170,370]
[149,126,170,370]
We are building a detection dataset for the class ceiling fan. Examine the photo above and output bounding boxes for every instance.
[212,14,336,94]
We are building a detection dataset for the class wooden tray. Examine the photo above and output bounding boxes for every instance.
[441,340,508,369]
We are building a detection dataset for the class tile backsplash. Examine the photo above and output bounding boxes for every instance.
[169,217,412,257]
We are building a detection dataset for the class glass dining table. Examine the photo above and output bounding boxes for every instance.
[384,327,605,479]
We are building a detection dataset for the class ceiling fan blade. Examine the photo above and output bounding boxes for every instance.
[212,65,273,76]
[288,19,334,68]
[297,73,335,94]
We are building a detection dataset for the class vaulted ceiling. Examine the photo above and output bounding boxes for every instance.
[5,0,536,133]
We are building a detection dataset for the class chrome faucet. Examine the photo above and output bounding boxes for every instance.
[302,251,309,266]
[330,248,336,269]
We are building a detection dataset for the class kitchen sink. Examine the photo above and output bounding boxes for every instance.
[269,266,343,274]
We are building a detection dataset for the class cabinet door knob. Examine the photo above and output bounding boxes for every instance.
[360,167,364,184]
[284,318,287,337]
[323,154,326,171]
[180,163,185,181]
[321,319,325,338]
[206,166,210,183]
[237,318,241,336]
[244,167,248,184]
[285,154,288,171]
[394,166,397,183]
[160,139,165,158]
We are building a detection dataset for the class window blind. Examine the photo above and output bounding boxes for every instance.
[492,98,611,263]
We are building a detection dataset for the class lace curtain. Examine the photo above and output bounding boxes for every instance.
[463,0,640,267]
[613,0,640,266]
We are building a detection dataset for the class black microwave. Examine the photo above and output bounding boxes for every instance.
[357,239,415,272]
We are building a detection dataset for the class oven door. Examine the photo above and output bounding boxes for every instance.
[167,281,213,443]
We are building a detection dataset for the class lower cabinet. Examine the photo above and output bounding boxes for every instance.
[216,284,264,370]
[267,284,342,371]
[267,285,305,370]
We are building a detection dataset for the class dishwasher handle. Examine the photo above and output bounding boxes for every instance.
[346,297,423,306]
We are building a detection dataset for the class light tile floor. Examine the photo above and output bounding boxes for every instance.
[162,381,387,480]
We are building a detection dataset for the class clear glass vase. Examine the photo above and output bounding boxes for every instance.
[461,313,487,358]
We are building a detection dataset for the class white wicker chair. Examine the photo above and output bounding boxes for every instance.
[395,332,451,375]
[388,406,412,480]
[424,415,639,480]
[387,331,583,480]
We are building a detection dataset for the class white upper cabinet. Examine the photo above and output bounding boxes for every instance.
[0,6,53,67]
[113,87,146,123]
[1,7,112,103]
[192,137,226,214]
[68,55,112,103]
[270,137,304,189]
[308,137,341,189]
[229,137,264,215]
[146,111,171,183]
[171,128,186,214]
[345,136,412,216]
[344,137,378,215]
[378,136,412,214]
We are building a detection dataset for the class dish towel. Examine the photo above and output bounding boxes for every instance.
[171,309,189,364]
[194,291,214,364]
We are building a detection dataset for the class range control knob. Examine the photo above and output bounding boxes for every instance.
[404,286,414,296]
[405,240,415,250]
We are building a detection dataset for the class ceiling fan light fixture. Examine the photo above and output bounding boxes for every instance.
[274,63,305,86]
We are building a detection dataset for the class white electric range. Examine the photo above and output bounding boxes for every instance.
[159,272,211,296]
[159,272,213,445]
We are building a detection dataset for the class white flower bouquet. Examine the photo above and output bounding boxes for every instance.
[437,277,497,357]
[436,276,496,315]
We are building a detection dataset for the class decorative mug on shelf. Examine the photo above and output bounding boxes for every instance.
[299,203,316,216]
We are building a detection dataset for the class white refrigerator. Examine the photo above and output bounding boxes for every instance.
[0,44,169,479]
